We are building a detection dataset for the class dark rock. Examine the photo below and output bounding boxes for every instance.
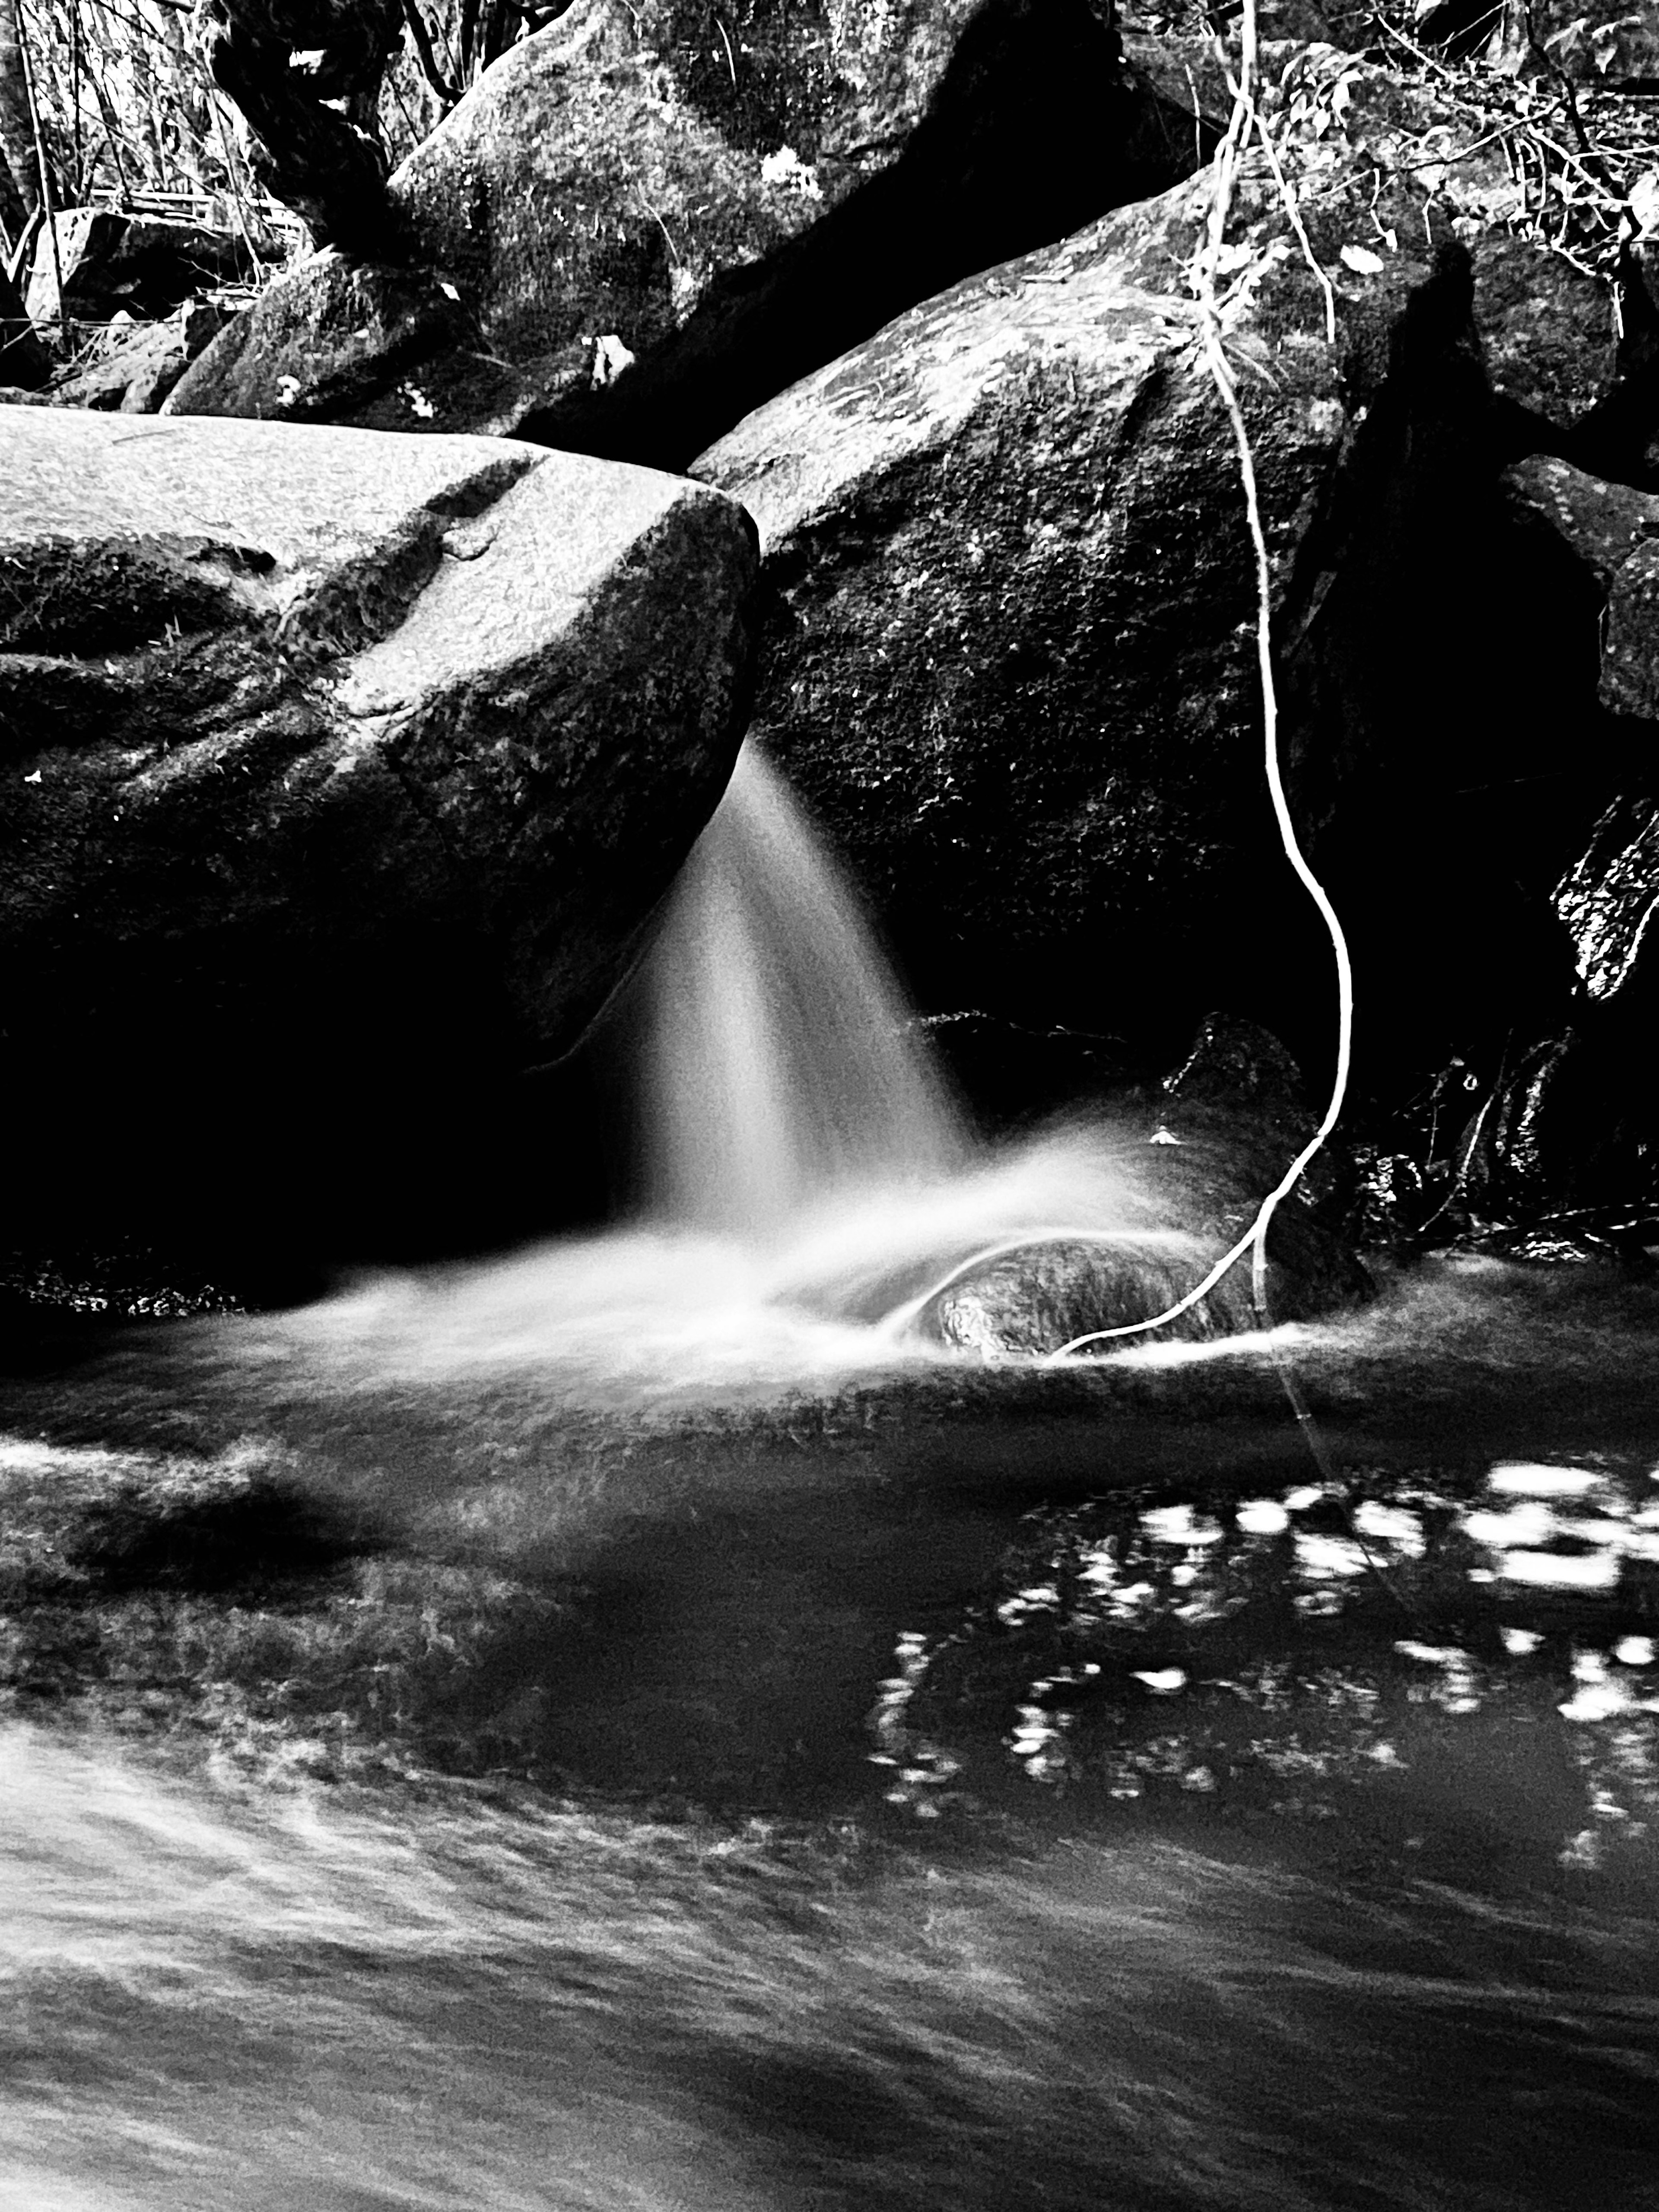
[1349,788,1659,1249]
[1471,232,1617,437]
[179,0,1203,454]
[683,120,1459,1058]
[1557,792,1659,1004]
[1502,455,1659,720]
[25,207,254,326]
[0,410,757,1273]
[920,1019,1369,1355]
[164,249,579,432]
[388,0,814,368]
[0,250,49,388]
[46,301,231,415]
[523,0,1202,470]
[689,41,1630,1097]
[1491,797,1659,1229]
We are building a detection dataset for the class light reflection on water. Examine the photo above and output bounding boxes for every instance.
[871,1453,1659,1881]
[4,1260,1659,2206]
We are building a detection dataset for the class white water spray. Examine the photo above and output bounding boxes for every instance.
[632,745,968,1240]
[299,744,1179,1396]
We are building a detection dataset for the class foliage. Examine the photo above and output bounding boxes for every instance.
[0,0,567,269]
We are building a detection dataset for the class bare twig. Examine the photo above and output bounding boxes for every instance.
[14,0,64,338]
[400,0,459,109]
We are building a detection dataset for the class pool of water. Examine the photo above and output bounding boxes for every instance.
[3,1252,1658,2209]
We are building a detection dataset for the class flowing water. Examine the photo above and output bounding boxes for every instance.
[4,747,1658,2210]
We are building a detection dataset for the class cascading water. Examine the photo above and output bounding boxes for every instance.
[296,742,1187,1393]
[632,744,969,1241]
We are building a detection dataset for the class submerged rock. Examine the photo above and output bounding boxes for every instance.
[0,410,757,1271]
[920,1017,1369,1355]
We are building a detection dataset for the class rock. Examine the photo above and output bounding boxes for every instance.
[1471,232,1616,437]
[687,41,1637,1093]
[520,0,1200,469]
[47,301,231,415]
[387,0,810,368]
[25,207,254,327]
[1456,796,1659,1236]
[679,114,1485,1064]
[164,250,577,433]
[0,411,758,1274]
[1556,793,1659,1004]
[176,0,1199,456]
[0,251,50,388]
[1502,456,1659,720]
[920,1019,1369,1356]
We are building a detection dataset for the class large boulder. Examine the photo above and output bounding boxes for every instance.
[388,0,811,368]
[0,411,757,1277]
[515,0,1201,467]
[24,207,254,327]
[163,251,566,433]
[689,46,1613,1095]
[1411,457,1659,1236]
[170,0,1202,454]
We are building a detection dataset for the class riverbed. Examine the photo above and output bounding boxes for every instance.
[3,1250,1657,2209]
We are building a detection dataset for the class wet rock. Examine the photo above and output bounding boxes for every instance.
[1367,791,1659,1247]
[1517,797,1659,1223]
[24,207,254,327]
[1557,793,1659,1005]
[921,1017,1369,1355]
[0,410,757,1270]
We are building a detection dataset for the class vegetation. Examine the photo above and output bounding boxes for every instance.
[3,0,1656,290]
[0,0,570,276]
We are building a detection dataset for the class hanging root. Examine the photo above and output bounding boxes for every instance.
[878,2,1357,1366]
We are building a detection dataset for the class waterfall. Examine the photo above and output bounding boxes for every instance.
[301,742,1155,1389]
[632,744,969,1242]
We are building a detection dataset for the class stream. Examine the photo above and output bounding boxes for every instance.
[3,1254,1659,2211]
[5,747,1658,2208]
